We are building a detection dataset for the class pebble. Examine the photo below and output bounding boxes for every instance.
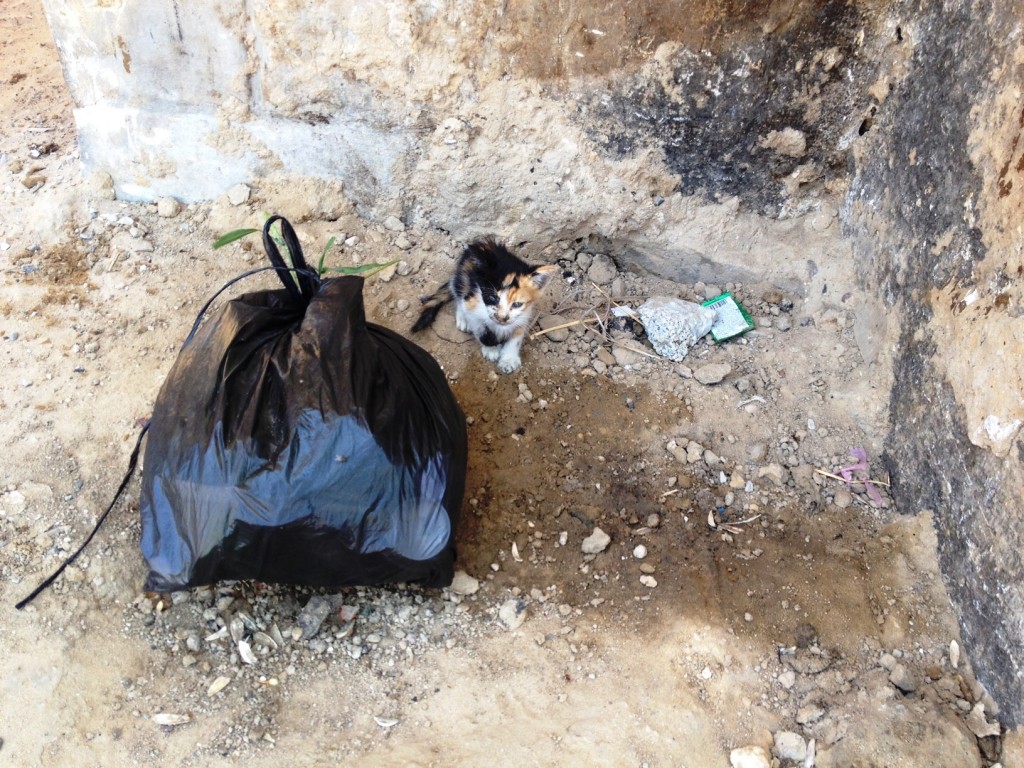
[498,599,527,631]
[639,575,658,588]
[633,545,648,559]
[227,183,250,206]
[775,315,792,332]
[965,703,1001,738]
[581,527,611,554]
[778,669,796,689]
[773,731,807,762]
[888,663,918,693]
[596,347,616,367]
[537,315,570,342]
[747,443,767,462]
[730,745,771,768]
[639,563,657,575]
[396,299,410,312]
[833,488,854,508]
[694,363,732,385]
[757,463,788,486]
[796,704,825,724]
[383,215,405,232]
[395,236,412,251]
[156,197,181,217]
[344,235,360,247]
[295,595,332,639]
[611,344,645,367]
[587,254,618,285]
[450,570,480,596]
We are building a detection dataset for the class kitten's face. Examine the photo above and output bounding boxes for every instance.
[481,267,558,327]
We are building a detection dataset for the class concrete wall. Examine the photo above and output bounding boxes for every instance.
[43,0,1024,724]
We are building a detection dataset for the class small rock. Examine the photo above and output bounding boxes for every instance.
[776,315,792,332]
[965,703,1001,738]
[156,197,181,218]
[730,745,771,768]
[395,236,412,251]
[581,527,611,554]
[587,254,618,285]
[207,676,232,697]
[833,488,854,508]
[949,640,960,669]
[87,171,116,199]
[639,563,656,574]
[633,545,648,559]
[611,343,646,367]
[596,347,616,366]
[773,731,807,762]
[498,599,527,631]
[778,669,796,689]
[227,183,250,206]
[639,575,658,588]
[383,215,405,232]
[396,299,410,312]
[694,363,732,385]
[758,464,789,486]
[797,704,825,725]
[537,315,570,342]
[889,663,918,693]
[450,570,480,596]
[295,595,332,639]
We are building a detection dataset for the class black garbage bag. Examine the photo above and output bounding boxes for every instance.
[139,216,466,592]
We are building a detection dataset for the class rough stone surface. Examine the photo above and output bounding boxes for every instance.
[730,745,771,768]
[581,527,611,555]
[773,731,807,762]
[845,0,1024,725]
[694,363,732,386]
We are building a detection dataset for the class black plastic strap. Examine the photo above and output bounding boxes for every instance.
[262,215,320,304]
[182,265,319,348]
[15,422,150,610]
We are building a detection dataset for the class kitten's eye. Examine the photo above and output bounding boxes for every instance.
[511,301,524,309]
[484,294,499,306]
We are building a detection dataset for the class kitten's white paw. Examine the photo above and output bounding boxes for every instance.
[480,345,502,362]
[497,355,522,374]
[455,316,470,333]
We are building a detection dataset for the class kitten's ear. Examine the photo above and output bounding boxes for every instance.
[463,240,497,270]
[529,265,558,290]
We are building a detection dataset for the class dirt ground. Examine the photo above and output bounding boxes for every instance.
[1,2,1020,767]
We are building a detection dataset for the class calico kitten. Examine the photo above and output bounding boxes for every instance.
[412,238,557,374]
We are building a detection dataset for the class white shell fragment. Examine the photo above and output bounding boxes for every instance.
[153,713,192,727]
[707,511,717,529]
[238,639,258,665]
[207,676,232,697]
[512,541,523,562]
[205,626,228,643]
[949,640,960,669]
[374,717,400,728]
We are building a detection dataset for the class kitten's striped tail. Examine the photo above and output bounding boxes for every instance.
[411,283,452,332]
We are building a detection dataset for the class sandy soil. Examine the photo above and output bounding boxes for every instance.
[1,3,1018,767]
